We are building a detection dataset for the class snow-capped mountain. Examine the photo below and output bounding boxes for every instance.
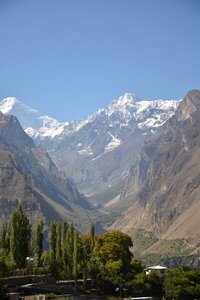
[0,94,180,197]
[0,97,60,132]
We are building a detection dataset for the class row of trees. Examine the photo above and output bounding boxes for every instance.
[0,202,135,291]
[1,202,200,299]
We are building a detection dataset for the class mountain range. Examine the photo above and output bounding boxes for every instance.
[0,94,180,199]
[1,89,200,260]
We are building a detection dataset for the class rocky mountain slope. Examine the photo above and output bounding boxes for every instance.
[0,112,92,230]
[0,94,180,198]
[110,90,200,247]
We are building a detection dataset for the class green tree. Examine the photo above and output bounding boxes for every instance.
[66,224,74,278]
[49,221,57,275]
[73,231,78,293]
[49,221,56,262]
[131,273,152,296]
[92,230,133,293]
[9,201,31,268]
[164,267,200,300]
[90,223,95,252]
[96,230,133,271]
[0,250,8,276]
[33,220,44,267]
[61,220,68,264]
[79,234,93,287]
[0,224,9,253]
[56,223,61,264]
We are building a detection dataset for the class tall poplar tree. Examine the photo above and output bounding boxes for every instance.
[0,224,9,253]
[90,223,95,253]
[61,220,68,264]
[34,220,44,267]
[49,221,57,263]
[9,201,31,268]
[66,223,74,278]
[49,221,57,275]
[73,231,78,293]
[73,231,78,279]
[56,223,61,263]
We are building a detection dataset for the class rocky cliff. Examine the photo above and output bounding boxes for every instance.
[0,112,92,230]
[110,90,200,245]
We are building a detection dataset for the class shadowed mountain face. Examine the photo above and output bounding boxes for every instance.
[110,90,200,243]
[0,112,92,230]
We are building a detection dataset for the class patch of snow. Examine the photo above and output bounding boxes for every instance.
[78,147,93,156]
[105,132,122,151]
[91,153,103,161]
[78,141,94,156]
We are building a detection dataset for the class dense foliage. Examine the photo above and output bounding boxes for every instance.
[0,203,200,299]
[164,266,200,299]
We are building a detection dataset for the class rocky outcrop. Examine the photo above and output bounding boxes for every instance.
[111,90,200,243]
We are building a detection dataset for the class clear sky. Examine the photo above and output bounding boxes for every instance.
[0,0,200,121]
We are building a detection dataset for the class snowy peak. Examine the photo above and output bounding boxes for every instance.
[0,97,20,114]
[0,96,65,139]
[0,97,39,117]
[0,93,180,144]
[112,93,140,107]
[105,93,138,117]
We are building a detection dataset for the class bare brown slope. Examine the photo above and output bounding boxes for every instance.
[0,112,92,230]
[110,90,200,242]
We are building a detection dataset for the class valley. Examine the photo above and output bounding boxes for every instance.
[0,89,200,262]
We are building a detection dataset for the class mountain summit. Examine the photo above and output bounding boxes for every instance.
[0,93,180,196]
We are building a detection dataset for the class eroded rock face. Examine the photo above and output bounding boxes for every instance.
[0,112,92,229]
[176,89,200,121]
[114,90,200,241]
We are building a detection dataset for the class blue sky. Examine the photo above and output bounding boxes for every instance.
[0,0,200,121]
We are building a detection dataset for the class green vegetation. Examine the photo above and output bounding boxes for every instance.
[128,228,159,254]
[164,266,200,300]
[34,220,44,267]
[10,201,31,268]
[1,202,200,299]
[147,238,191,256]
[45,292,65,299]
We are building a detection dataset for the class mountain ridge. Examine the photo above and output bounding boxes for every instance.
[0,111,92,230]
[109,89,200,247]
[0,93,180,196]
